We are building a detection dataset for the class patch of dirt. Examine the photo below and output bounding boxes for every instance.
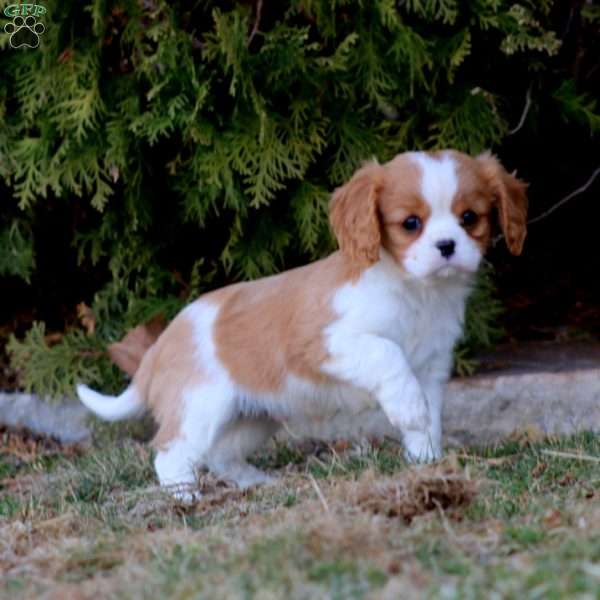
[350,463,478,524]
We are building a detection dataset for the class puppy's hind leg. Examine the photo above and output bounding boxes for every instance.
[153,383,236,502]
[206,417,280,490]
[154,439,203,503]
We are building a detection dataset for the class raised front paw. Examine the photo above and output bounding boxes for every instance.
[385,384,430,432]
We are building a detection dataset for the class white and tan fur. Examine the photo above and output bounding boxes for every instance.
[78,150,527,500]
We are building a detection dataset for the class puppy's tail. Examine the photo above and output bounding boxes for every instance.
[76,383,145,422]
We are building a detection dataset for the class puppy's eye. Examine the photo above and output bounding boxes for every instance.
[461,210,478,227]
[402,215,422,232]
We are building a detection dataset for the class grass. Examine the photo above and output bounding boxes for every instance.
[1,429,600,599]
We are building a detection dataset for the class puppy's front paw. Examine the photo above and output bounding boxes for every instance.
[385,385,430,432]
[167,484,202,504]
[403,430,442,464]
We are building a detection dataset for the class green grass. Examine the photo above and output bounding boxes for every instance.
[1,432,599,599]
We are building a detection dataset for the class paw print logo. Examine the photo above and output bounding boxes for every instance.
[4,15,45,49]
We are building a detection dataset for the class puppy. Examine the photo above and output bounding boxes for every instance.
[78,150,527,499]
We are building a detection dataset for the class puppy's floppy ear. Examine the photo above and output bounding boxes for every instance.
[329,161,384,266]
[477,152,529,255]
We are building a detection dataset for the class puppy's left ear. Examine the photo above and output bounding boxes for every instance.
[477,152,529,255]
[329,161,384,266]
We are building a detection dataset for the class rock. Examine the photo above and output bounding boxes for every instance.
[1,342,599,448]
[282,342,600,447]
[0,392,91,444]
[443,366,600,447]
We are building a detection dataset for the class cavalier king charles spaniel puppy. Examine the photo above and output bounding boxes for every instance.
[78,150,527,500]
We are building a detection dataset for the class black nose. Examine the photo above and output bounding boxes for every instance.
[435,239,455,258]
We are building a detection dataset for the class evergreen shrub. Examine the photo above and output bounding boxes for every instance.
[1,0,598,397]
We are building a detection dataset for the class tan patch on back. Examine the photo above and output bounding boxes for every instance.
[213,252,359,393]
[132,252,362,449]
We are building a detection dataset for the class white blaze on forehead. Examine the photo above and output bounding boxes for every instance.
[400,151,482,278]
[409,152,458,214]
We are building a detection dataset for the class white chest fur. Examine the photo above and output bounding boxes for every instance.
[327,253,471,375]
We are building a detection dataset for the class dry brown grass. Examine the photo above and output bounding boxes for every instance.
[1,431,600,599]
[350,462,478,523]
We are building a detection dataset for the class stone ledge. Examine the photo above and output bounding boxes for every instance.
[0,393,91,444]
[282,366,600,447]
[1,347,599,447]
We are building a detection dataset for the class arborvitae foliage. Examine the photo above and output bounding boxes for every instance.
[1,1,598,397]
